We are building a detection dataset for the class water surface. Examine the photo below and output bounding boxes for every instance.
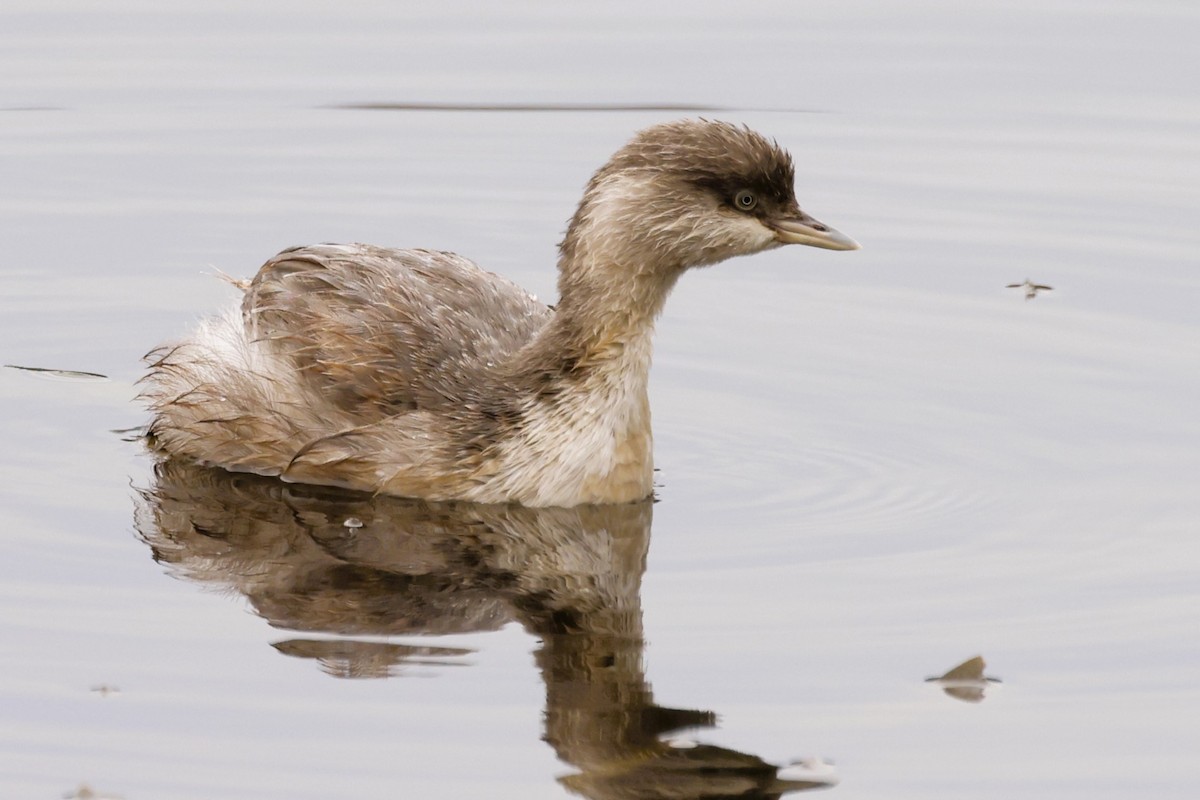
[2,2,1198,799]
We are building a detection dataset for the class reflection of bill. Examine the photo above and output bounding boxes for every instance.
[925,655,1003,703]
[136,459,839,797]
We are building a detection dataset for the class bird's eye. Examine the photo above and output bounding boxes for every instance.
[733,189,758,211]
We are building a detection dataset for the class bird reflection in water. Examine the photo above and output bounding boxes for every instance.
[135,459,836,798]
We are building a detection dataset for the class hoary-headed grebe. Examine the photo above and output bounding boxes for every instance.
[143,120,858,506]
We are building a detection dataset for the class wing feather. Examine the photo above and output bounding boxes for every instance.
[244,243,552,421]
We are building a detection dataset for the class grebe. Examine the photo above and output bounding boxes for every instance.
[143,119,858,506]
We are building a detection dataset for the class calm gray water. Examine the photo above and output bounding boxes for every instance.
[2,2,1198,798]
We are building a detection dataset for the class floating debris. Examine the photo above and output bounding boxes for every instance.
[89,684,120,697]
[3,363,109,381]
[777,756,839,785]
[1006,279,1053,300]
[925,655,1002,703]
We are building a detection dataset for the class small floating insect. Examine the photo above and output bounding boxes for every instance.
[924,655,1002,703]
[1006,279,1053,300]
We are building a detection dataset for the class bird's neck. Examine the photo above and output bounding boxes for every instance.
[496,240,679,442]
[550,180,684,365]
[472,198,686,504]
[503,169,688,412]
[546,232,682,379]
[474,248,669,505]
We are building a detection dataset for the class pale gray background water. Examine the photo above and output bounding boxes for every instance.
[2,1,1198,798]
